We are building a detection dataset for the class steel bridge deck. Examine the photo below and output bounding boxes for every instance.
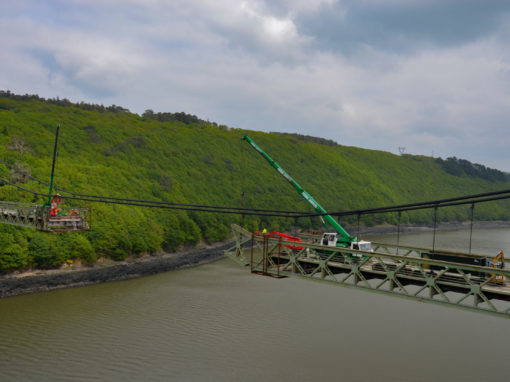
[225,224,510,318]
[0,201,90,232]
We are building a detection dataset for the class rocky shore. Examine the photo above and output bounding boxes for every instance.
[2,221,509,299]
[0,242,233,298]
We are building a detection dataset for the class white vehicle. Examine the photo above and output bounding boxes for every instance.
[321,232,373,251]
[243,135,373,254]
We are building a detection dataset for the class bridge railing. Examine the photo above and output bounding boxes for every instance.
[0,201,91,232]
[225,224,510,319]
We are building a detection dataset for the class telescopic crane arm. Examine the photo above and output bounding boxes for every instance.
[242,134,353,245]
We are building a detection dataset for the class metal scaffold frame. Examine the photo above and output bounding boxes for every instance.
[225,224,510,319]
[0,201,91,232]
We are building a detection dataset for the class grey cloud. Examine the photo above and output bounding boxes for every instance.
[296,0,510,55]
[2,1,510,171]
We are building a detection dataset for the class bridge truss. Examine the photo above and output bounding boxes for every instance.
[225,224,510,319]
[0,201,91,232]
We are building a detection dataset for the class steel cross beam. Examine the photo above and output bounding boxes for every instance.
[225,224,510,319]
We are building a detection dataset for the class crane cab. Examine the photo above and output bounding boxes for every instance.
[321,233,338,246]
[351,240,373,252]
[320,232,373,252]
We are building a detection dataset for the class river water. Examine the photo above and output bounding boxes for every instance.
[1,227,509,382]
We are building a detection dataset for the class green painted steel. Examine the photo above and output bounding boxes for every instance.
[0,124,91,232]
[225,224,510,318]
[0,201,91,232]
[45,124,60,207]
[241,135,353,244]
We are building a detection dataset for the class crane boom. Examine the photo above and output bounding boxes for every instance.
[242,134,352,244]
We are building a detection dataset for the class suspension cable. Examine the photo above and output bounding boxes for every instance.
[0,161,313,215]
[0,177,314,218]
[2,159,510,219]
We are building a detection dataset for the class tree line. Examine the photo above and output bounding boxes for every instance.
[1,91,510,272]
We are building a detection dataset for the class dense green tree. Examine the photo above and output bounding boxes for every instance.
[28,234,60,268]
[0,91,510,271]
[0,232,28,271]
[68,235,96,264]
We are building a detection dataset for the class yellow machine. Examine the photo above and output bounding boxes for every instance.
[490,250,505,283]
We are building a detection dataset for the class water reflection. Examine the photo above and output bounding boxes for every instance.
[0,228,509,382]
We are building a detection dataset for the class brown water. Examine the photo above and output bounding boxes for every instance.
[1,227,509,382]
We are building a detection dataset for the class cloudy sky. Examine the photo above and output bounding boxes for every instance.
[2,0,510,170]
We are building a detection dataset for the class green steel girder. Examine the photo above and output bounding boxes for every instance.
[0,201,91,232]
[0,201,41,229]
[225,224,510,319]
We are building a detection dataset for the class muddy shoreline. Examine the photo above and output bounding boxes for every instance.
[2,221,509,299]
[0,242,233,298]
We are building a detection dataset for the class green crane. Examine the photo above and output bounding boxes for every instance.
[44,124,60,208]
[242,134,371,250]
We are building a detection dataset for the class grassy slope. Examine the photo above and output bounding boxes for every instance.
[0,95,509,270]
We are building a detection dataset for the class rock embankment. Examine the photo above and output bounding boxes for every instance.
[0,242,232,298]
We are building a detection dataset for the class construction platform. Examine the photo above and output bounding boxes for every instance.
[225,224,510,319]
[0,201,90,232]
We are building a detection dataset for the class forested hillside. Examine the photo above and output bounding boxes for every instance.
[1,91,510,271]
